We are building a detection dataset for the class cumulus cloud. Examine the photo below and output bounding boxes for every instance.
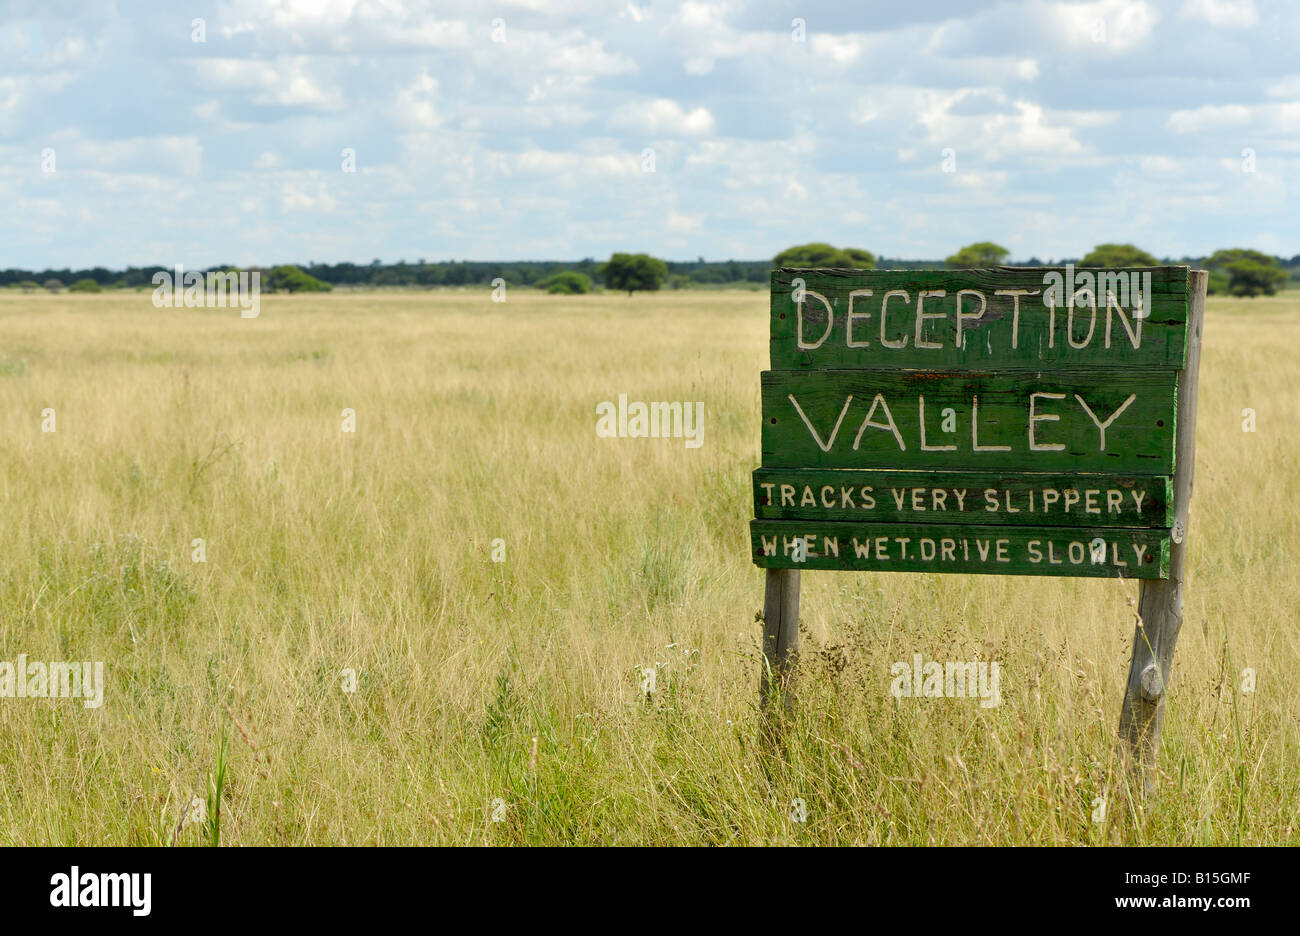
[1180,0,1258,28]
[1167,104,1253,133]
[609,98,716,136]
[394,70,439,130]
[1045,0,1158,51]
[193,57,345,110]
[0,0,1295,266]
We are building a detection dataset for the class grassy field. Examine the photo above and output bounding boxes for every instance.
[0,286,1295,845]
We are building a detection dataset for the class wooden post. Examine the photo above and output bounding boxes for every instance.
[759,567,800,709]
[1117,269,1207,794]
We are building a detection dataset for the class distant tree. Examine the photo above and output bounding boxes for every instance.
[774,243,875,268]
[19,280,39,292]
[537,271,593,295]
[1224,259,1288,297]
[1079,243,1158,267]
[69,278,102,293]
[370,268,404,287]
[1206,271,1229,295]
[601,253,668,295]
[268,265,332,293]
[43,279,63,293]
[945,242,1009,267]
[1203,248,1289,298]
[1204,247,1278,270]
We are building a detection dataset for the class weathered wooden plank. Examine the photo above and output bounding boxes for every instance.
[761,367,1177,474]
[753,468,1173,527]
[750,519,1170,578]
[770,267,1189,371]
[759,568,800,710]
[1118,269,1207,793]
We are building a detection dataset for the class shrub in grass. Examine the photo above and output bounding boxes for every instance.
[537,271,593,295]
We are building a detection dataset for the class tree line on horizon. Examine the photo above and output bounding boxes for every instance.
[760,241,1293,297]
[3,242,1296,297]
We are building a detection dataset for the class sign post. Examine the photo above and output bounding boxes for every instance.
[1118,270,1207,793]
[750,265,1206,786]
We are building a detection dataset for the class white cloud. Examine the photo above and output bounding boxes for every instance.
[1266,76,1300,99]
[193,58,345,110]
[623,3,651,24]
[666,211,702,232]
[664,1,785,76]
[853,98,880,124]
[952,170,1009,189]
[0,77,21,114]
[1166,104,1252,133]
[534,34,636,76]
[1046,0,1158,52]
[985,102,1082,154]
[394,70,439,130]
[673,1,726,31]
[1180,0,1258,28]
[918,91,1093,160]
[811,35,865,65]
[281,183,338,213]
[3,0,1298,266]
[191,100,221,121]
[609,98,716,136]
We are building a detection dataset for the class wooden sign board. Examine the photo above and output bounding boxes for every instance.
[752,265,1208,792]
[768,267,1190,370]
[750,265,1191,580]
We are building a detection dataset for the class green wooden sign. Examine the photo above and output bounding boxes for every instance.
[753,267,1209,789]
[753,469,1173,527]
[760,368,1178,473]
[751,265,1192,580]
[750,520,1169,577]
[770,267,1189,371]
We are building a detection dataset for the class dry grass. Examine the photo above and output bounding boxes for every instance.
[0,286,1295,845]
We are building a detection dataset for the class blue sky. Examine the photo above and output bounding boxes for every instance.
[2,0,1297,267]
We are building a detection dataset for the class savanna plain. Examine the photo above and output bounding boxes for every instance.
[0,286,1295,845]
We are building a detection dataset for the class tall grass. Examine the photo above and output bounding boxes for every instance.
[0,287,1294,845]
